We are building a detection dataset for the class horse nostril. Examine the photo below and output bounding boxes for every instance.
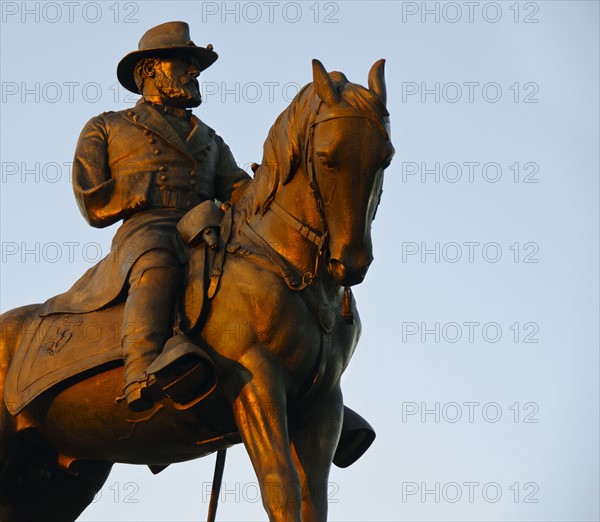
[328,258,369,287]
[328,258,342,275]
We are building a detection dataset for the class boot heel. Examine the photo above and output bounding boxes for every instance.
[124,381,155,412]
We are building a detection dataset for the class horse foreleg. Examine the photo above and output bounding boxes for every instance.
[229,352,302,522]
[289,387,344,522]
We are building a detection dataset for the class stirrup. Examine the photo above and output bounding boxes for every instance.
[333,407,376,468]
[146,334,217,405]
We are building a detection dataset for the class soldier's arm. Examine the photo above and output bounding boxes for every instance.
[214,134,252,205]
[72,115,116,228]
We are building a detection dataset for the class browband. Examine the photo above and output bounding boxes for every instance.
[313,108,389,140]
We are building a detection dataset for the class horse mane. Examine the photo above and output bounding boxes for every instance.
[235,71,389,220]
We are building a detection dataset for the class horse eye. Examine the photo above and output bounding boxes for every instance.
[317,154,335,172]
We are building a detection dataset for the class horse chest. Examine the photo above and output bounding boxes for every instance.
[289,287,361,398]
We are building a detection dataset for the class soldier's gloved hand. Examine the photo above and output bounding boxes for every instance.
[202,227,220,251]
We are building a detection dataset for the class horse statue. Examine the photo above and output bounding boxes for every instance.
[0,59,394,522]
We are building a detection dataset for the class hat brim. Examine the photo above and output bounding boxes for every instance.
[117,46,218,94]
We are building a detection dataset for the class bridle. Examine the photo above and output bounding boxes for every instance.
[267,99,390,290]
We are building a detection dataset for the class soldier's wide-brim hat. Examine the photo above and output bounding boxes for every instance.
[117,21,218,94]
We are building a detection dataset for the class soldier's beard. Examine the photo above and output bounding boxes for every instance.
[155,72,202,108]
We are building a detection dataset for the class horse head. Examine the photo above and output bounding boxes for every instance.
[310,59,394,286]
[239,60,394,288]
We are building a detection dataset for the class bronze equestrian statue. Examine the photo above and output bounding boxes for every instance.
[0,21,394,522]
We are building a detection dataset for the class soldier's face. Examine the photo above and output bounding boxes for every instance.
[154,57,202,108]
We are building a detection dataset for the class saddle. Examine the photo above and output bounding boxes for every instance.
[4,202,231,416]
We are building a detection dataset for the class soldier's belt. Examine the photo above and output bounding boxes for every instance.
[150,187,206,211]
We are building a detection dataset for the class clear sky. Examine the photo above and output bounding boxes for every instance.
[1,1,599,521]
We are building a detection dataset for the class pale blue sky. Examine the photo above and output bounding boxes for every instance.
[1,1,598,520]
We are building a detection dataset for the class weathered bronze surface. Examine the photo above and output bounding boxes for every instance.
[0,21,393,521]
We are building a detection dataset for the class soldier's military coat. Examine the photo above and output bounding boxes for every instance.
[46,99,250,314]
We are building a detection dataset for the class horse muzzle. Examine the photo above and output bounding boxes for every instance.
[327,254,373,287]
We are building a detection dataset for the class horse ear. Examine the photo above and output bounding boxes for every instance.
[312,59,339,104]
[368,59,387,106]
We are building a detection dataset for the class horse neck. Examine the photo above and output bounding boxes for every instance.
[245,164,324,276]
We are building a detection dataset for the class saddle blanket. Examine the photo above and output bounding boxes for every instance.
[4,303,125,415]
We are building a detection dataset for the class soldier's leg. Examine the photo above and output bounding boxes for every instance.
[122,248,181,411]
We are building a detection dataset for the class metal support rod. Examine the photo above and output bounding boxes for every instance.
[207,449,227,522]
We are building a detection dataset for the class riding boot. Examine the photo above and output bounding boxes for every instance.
[122,252,181,411]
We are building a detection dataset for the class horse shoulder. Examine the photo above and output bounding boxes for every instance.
[204,256,319,363]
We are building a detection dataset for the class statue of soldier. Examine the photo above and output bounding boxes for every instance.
[71,22,250,411]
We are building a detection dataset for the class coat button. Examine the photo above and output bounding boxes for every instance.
[149,138,156,144]
[158,166,168,172]
[153,149,161,155]
[143,129,151,136]
[160,175,168,181]
[189,179,196,186]
[190,170,196,177]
